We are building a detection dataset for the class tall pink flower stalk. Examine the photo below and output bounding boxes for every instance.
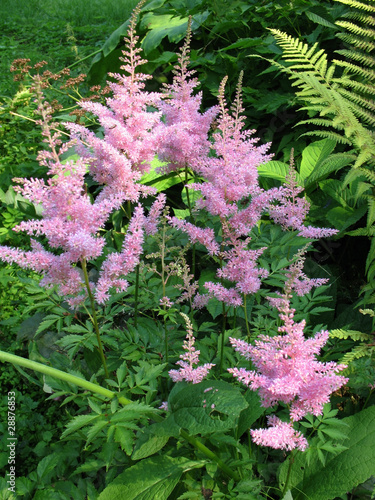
[167,73,277,308]
[0,81,123,306]
[169,313,215,384]
[156,18,218,172]
[228,257,348,451]
[0,3,157,307]
[66,1,162,204]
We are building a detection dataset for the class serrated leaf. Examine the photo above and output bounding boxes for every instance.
[299,139,336,181]
[168,380,248,435]
[114,427,134,455]
[37,453,60,480]
[279,406,375,499]
[97,456,205,500]
[132,431,169,460]
[61,414,100,439]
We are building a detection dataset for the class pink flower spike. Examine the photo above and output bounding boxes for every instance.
[251,416,308,452]
[169,313,215,384]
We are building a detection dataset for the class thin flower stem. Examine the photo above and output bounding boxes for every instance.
[81,258,110,379]
[179,428,240,482]
[184,164,196,276]
[219,301,226,375]
[134,264,140,328]
[161,223,169,363]
[243,293,253,340]
[0,351,131,405]
[282,450,295,497]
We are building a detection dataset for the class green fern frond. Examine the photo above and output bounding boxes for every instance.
[333,60,375,81]
[299,130,353,144]
[341,12,375,26]
[346,226,375,236]
[335,49,375,69]
[333,78,375,96]
[341,344,375,365]
[269,30,330,80]
[330,329,373,341]
[367,197,375,226]
[334,0,375,14]
[336,21,375,40]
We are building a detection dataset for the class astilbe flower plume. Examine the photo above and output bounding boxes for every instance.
[170,75,277,307]
[66,0,161,204]
[228,258,348,451]
[169,313,215,384]
[269,155,337,239]
[156,18,218,172]
[0,79,123,306]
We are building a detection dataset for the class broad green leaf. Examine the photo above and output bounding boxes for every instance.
[181,187,202,208]
[168,380,248,435]
[132,431,169,460]
[37,453,60,481]
[140,12,209,54]
[258,160,289,182]
[300,139,336,181]
[325,204,367,232]
[141,157,181,191]
[237,390,265,437]
[279,406,375,500]
[97,456,205,500]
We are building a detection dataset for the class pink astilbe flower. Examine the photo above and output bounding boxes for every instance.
[95,204,145,303]
[251,416,308,452]
[156,19,218,172]
[144,193,167,235]
[269,160,338,239]
[228,258,348,451]
[169,313,215,384]
[0,80,123,306]
[168,217,220,255]
[66,1,161,203]
[190,74,273,220]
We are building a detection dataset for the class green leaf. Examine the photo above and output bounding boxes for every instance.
[61,414,100,439]
[97,456,205,500]
[257,160,290,182]
[37,453,60,481]
[299,139,336,181]
[279,406,375,500]
[140,12,209,54]
[132,431,169,460]
[168,380,248,435]
[237,390,265,437]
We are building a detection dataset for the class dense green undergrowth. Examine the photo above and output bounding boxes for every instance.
[0,0,374,498]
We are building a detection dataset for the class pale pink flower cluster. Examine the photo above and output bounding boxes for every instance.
[269,167,338,239]
[66,6,161,204]
[156,20,218,172]
[0,83,125,306]
[228,263,348,451]
[95,205,145,303]
[251,416,308,451]
[0,8,160,306]
[169,313,215,384]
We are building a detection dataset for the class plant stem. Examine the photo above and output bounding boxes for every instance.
[179,428,240,482]
[184,164,196,276]
[219,302,226,375]
[243,293,253,340]
[160,223,169,363]
[81,258,110,379]
[282,451,295,497]
[0,351,131,405]
[134,264,140,328]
